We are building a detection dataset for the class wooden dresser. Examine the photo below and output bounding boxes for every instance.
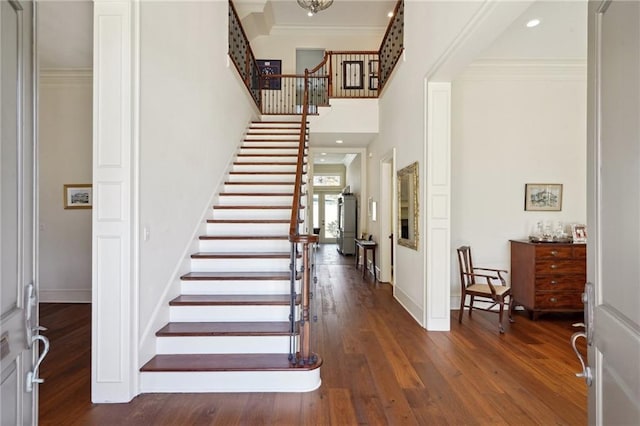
[509,240,586,319]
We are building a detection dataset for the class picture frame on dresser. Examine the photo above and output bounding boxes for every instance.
[572,224,587,243]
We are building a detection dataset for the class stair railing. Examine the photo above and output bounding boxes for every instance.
[228,0,261,109]
[377,0,404,92]
[289,69,319,366]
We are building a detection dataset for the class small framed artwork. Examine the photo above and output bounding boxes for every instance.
[572,224,587,243]
[369,75,379,91]
[368,60,379,75]
[343,60,363,89]
[256,59,281,90]
[64,184,92,209]
[524,183,563,211]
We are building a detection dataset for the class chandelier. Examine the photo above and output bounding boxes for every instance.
[297,0,334,16]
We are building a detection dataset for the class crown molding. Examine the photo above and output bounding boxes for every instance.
[40,68,93,86]
[268,24,385,38]
[456,58,587,81]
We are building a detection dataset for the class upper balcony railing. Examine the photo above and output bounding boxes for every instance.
[228,0,404,115]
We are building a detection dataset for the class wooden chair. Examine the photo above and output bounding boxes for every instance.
[456,246,514,333]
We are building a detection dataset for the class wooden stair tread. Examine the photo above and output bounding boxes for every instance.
[229,171,300,175]
[224,181,294,185]
[190,251,294,259]
[180,271,297,281]
[237,153,298,157]
[212,205,302,210]
[169,294,296,305]
[207,219,291,223]
[219,192,293,196]
[234,162,299,166]
[140,353,321,372]
[156,321,293,336]
[198,235,288,241]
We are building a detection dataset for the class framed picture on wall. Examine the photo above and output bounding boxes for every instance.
[256,59,282,90]
[343,60,363,89]
[64,184,92,209]
[524,183,563,211]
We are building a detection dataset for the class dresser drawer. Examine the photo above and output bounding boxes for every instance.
[535,274,586,291]
[534,292,583,309]
[535,245,573,259]
[535,260,586,275]
[573,245,587,258]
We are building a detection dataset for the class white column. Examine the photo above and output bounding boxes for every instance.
[92,0,139,402]
[424,82,451,331]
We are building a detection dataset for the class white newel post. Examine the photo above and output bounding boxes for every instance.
[425,81,451,331]
[92,0,139,402]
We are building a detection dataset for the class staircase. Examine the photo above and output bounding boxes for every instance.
[140,119,322,393]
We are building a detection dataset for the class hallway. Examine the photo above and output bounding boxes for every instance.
[39,244,586,425]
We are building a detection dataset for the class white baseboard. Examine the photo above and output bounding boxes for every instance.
[39,289,91,303]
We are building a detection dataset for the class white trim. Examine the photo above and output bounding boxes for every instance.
[456,58,587,81]
[424,82,451,332]
[39,290,91,303]
[269,25,384,38]
[39,68,92,86]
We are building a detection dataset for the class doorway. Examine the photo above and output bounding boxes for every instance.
[378,151,395,284]
[296,48,326,111]
[313,192,340,243]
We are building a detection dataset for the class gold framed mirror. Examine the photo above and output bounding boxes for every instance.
[397,161,419,250]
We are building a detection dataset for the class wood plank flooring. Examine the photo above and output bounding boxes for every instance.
[39,244,587,425]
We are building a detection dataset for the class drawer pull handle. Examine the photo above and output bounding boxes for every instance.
[550,297,558,303]
[551,250,558,256]
[550,264,558,269]
[550,280,558,285]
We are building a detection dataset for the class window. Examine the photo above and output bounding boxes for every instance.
[313,174,342,187]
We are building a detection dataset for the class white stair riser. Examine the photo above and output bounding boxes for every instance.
[217,195,293,206]
[140,369,321,393]
[235,156,298,163]
[242,141,300,148]
[199,239,291,252]
[247,129,301,134]
[245,132,300,138]
[211,209,291,220]
[169,305,295,322]
[156,336,290,355]
[239,148,299,156]
[180,279,297,295]
[223,184,295,194]
[206,222,288,235]
[232,164,297,173]
[227,174,296,183]
[190,257,291,272]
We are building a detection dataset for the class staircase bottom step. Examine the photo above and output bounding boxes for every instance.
[140,354,322,393]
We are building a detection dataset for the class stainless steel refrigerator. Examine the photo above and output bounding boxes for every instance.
[337,194,357,255]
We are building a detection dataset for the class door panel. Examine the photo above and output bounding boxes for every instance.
[0,0,37,424]
[587,1,640,423]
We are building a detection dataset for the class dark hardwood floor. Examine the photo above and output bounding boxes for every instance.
[39,244,587,425]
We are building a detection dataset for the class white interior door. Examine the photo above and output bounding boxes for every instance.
[378,152,394,284]
[1,0,40,424]
[585,1,640,423]
[313,192,339,244]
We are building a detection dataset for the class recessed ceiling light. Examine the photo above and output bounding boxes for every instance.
[320,158,325,162]
[526,19,541,28]
[387,11,394,18]
[335,140,343,144]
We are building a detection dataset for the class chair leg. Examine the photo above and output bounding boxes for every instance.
[508,294,515,323]
[458,292,465,323]
[468,296,475,317]
[498,298,505,334]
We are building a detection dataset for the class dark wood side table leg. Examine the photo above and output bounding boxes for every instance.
[362,249,367,278]
[372,249,376,282]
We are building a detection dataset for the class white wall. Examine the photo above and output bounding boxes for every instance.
[137,1,259,363]
[367,1,485,325]
[451,61,587,300]
[39,70,93,302]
